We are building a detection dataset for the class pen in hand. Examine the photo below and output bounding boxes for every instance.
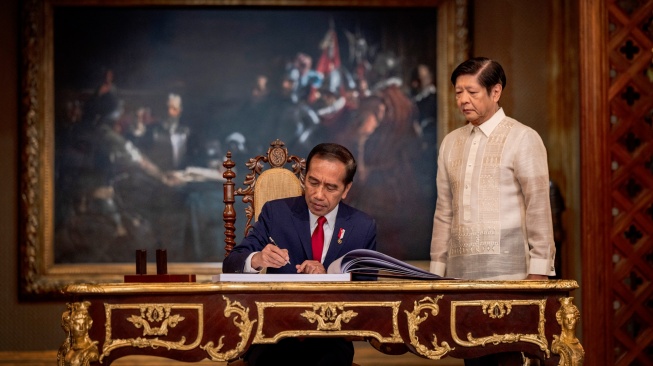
[269,236,291,265]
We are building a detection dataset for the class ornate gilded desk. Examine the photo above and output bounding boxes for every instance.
[58,280,583,366]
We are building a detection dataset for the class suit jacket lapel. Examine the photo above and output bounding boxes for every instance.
[291,199,356,265]
[324,202,353,265]
[290,197,313,260]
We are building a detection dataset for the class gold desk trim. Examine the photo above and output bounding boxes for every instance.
[63,279,579,294]
[450,299,549,356]
[60,280,583,366]
[101,303,204,363]
[406,295,454,360]
[201,296,256,362]
[253,300,403,344]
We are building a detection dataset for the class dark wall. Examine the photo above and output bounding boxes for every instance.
[0,0,69,351]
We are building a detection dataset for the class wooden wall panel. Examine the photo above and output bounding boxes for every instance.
[580,0,612,364]
[606,1,653,364]
[582,0,653,364]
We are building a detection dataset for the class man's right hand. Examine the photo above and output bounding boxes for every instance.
[251,244,290,269]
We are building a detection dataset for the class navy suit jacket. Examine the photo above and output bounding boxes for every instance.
[222,196,377,274]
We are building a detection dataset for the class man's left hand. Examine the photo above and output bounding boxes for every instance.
[296,260,326,274]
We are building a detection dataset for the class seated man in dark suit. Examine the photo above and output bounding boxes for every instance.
[222,142,377,366]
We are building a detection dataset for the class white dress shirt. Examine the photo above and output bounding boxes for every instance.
[309,207,338,263]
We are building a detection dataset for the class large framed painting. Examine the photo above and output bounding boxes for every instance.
[19,0,469,298]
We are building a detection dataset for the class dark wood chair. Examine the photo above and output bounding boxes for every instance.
[222,139,305,257]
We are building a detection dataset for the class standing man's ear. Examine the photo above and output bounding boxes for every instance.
[491,84,503,102]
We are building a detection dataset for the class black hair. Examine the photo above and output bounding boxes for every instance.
[306,143,357,185]
[450,57,506,94]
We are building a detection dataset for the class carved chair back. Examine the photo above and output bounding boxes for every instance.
[222,139,305,257]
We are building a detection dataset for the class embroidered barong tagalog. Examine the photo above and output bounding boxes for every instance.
[447,121,513,257]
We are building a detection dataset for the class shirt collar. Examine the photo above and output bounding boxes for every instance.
[309,204,339,228]
[475,107,505,137]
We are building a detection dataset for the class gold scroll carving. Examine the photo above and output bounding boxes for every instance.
[551,297,584,366]
[201,296,257,362]
[57,301,100,366]
[126,305,186,336]
[405,295,454,360]
[451,299,550,357]
[301,304,358,331]
[100,303,203,363]
[253,301,403,344]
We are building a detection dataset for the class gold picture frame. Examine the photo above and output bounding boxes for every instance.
[19,0,469,298]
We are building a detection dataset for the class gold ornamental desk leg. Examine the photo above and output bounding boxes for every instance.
[57,301,100,366]
[551,297,585,366]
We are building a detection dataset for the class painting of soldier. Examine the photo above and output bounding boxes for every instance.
[53,6,438,263]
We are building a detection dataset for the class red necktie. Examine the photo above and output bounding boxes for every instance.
[311,216,327,262]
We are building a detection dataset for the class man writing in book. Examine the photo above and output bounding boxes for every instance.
[429,57,556,366]
[223,142,377,366]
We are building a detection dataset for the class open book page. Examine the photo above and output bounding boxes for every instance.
[327,249,450,280]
